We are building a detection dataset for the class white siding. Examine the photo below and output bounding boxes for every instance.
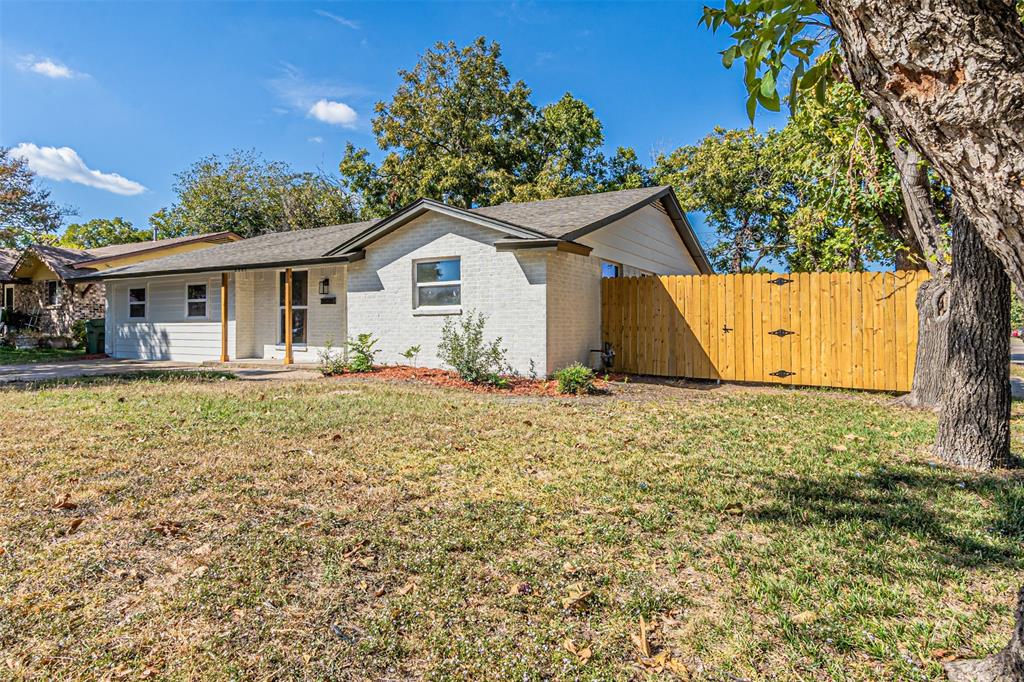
[347,212,549,376]
[546,251,602,372]
[108,275,235,362]
[578,203,700,275]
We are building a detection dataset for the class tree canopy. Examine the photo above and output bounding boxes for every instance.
[58,217,151,250]
[0,146,71,249]
[150,150,358,239]
[338,37,648,216]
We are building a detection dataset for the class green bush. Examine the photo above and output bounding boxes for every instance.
[317,340,347,376]
[554,362,596,395]
[437,310,509,384]
[70,320,87,349]
[346,333,379,373]
[400,344,422,366]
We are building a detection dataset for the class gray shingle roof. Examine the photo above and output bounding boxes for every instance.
[0,249,18,283]
[469,185,669,239]
[76,185,710,280]
[71,220,378,280]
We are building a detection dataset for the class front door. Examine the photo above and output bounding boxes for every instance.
[3,286,12,311]
[278,270,308,346]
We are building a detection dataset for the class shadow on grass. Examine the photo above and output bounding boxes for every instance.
[747,459,1024,573]
[1,370,237,391]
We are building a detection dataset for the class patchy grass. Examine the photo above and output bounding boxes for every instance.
[0,347,86,365]
[1,377,1021,681]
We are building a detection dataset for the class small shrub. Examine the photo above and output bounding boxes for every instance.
[554,362,596,395]
[70,320,87,349]
[437,310,509,384]
[400,344,422,366]
[317,340,346,376]
[346,333,379,373]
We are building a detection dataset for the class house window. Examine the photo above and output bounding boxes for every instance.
[45,280,59,306]
[128,287,147,319]
[186,283,208,318]
[601,261,622,278]
[278,270,308,346]
[414,258,461,308]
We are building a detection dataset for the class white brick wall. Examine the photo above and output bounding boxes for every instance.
[546,250,602,372]
[347,213,549,376]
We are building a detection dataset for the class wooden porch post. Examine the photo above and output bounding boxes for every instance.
[284,268,293,365]
[220,272,229,363]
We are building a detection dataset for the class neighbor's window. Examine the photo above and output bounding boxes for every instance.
[601,261,621,278]
[186,283,208,318]
[45,280,59,306]
[414,258,461,307]
[128,287,147,319]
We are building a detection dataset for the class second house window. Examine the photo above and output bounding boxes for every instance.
[414,258,461,308]
[186,283,208,318]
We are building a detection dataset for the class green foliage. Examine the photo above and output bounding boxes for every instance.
[151,149,357,239]
[345,333,380,373]
[653,127,793,272]
[437,310,509,384]
[400,345,422,366]
[317,340,347,376]
[554,362,596,395]
[59,217,150,250]
[69,320,87,349]
[1012,292,1024,331]
[338,37,648,216]
[0,146,72,248]
[700,1,838,120]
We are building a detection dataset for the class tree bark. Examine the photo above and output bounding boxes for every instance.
[903,277,951,408]
[818,0,1024,293]
[946,586,1024,682]
[934,209,1012,470]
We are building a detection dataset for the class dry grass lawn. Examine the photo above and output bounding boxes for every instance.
[1,372,1022,681]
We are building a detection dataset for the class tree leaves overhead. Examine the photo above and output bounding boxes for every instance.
[150,150,358,239]
[0,146,72,249]
[59,217,151,250]
[338,37,648,216]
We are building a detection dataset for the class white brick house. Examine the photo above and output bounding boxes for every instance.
[74,187,712,375]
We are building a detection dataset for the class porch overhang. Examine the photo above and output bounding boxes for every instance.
[69,250,366,283]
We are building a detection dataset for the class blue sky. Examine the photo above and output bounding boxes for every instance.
[1,1,788,245]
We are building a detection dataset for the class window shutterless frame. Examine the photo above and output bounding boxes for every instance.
[413,257,461,309]
[277,269,309,347]
[44,280,60,306]
[185,282,209,319]
[127,285,147,320]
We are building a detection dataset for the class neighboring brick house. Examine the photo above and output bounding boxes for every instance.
[3,233,240,338]
[74,186,713,374]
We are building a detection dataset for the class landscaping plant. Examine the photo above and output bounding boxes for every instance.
[345,333,379,373]
[400,344,421,366]
[554,362,596,395]
[317,340,347,376]
[437,310,509,385]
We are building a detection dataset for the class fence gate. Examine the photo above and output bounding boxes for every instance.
[600,270,930,392]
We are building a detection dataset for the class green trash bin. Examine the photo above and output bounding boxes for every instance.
[85,318,106,355]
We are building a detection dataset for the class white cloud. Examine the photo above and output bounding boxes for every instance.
[314,9,360,29]
[17,55,84,79]
[308,99,358,128]
[11,143,146,196]
[307,136,324,143]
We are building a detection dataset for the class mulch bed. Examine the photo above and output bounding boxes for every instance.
[327,365,616,396]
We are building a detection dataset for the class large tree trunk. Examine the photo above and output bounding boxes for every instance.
[934,211,1012,469]
[903,277,951,408]
[818,0,1024,293]
[946,586,1024,682]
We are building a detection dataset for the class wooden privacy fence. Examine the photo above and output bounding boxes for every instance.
[601,270,930,392]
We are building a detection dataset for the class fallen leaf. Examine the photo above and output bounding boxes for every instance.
[576,647,592,663]
[152,520,185,536]
[931,648,959,662]
[67,518,84,534]
[373,586,386,598]
[791,610,817,625]
[395,580,416,596]
[723,502,743,515]
[509,582,532,596]
[354,556,375,569]
[631,616,651,658]
[561,582,592,610]
[52,494,77,510]
[192,542,213,556]
[190,566,208,579]
[562,561,579,575]
[298,519,315,529]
